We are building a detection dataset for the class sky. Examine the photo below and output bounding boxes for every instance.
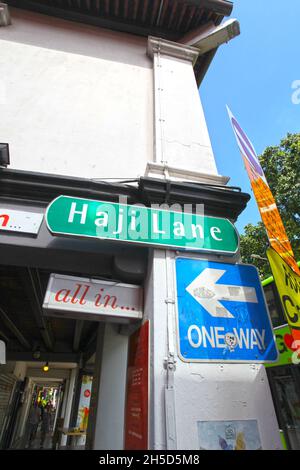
[200,0,300,233]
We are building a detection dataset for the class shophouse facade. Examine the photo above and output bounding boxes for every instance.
[0,1,282,449]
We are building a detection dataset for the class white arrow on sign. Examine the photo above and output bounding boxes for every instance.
[185,268,258,318]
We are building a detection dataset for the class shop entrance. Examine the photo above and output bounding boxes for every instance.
[0,188,147,450]
[23,380,62,449]
[0,263,112,449]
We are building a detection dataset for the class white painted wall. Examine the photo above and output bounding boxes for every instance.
[145,250,282,450]
[174,362,281,450]
[93,323,128,450]
[0,9,153,180]
[149,38,219,177]
[13,361,27,381]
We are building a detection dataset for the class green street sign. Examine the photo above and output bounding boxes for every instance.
[46,196,239,254]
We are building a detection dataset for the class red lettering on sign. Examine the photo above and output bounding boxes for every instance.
[94,288,104,307]
[103,294,117,309]
[0,214,9,227]
[55,289,71,303]
[70,284,82,304]
[94,290,118,309]
[79,285,90,305]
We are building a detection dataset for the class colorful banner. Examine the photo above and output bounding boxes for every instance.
[76,375,93,431]
[227,107,299,276]
[267,248,300,341]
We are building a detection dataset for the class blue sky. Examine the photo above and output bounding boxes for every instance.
[200,0,300,233]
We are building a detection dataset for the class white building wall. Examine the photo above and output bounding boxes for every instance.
[0,9,153,180]
[0,8,282,451]
[152,53,217,175]
[144,38,282,450]
[144,249,168,449]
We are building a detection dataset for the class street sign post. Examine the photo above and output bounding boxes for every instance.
[46,195,239,255]
[175,258,278,363]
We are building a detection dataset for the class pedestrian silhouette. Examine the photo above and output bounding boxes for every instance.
[40,402,52,449]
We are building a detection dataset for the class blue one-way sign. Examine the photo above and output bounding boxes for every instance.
[175,258,278,363]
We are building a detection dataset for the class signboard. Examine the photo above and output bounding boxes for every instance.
[0,208,43,235]
[43,274,143,323]
[227,107,300,275]
[175,258,278,362]
[266,324,296,368]
[76,375,93,431]
[46,195,238,255]
[124,321,149,450]
[267,247,300,341]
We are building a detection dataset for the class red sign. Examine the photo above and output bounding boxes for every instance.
[124,321,149,450]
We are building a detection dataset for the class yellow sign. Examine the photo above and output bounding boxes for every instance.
[267,247,300,340]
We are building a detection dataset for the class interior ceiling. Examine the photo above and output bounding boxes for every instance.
[0,264,100,363]
[29,362,77,369]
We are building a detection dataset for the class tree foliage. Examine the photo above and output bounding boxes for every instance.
[240,133,300,277]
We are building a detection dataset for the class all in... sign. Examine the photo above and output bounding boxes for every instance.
[46,196,238,254]
[43,274,143,323]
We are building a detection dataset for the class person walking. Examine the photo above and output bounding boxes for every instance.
[40,402,52,449]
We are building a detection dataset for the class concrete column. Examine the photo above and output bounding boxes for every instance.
[92,324,129,450]
[60,368,77,447]
[147,37,226,183]
[60,380,68,419]
[52,385,62,433]
[144,249,169,450]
